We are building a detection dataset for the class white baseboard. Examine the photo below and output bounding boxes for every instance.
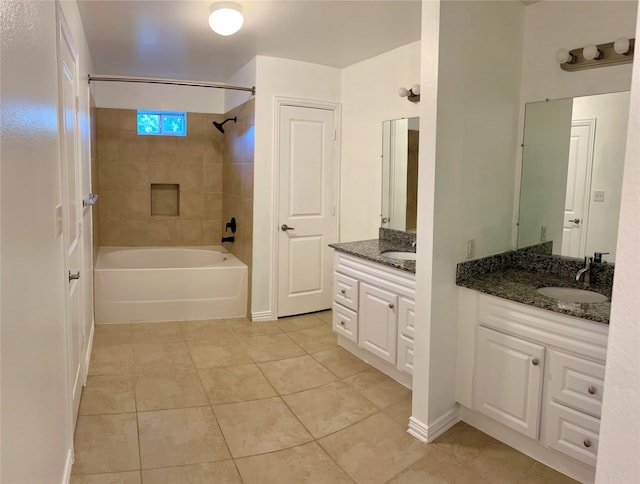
[251,310,276,322]
[62,449,73,484]
[84,321,95,383]
[408,406,461,443]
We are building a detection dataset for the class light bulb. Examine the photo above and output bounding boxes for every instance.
[209,2,244,36]
[583,44,601,60]
[410,84,421,96]
[555,48,574,64]
[614,37,631,55]
[398,87,409,97]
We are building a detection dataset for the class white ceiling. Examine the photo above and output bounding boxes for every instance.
[77,0,422,82]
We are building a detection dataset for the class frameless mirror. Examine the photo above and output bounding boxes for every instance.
[517,91,629,263]
[381,117,419,231]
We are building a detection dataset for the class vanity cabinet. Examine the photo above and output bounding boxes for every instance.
[332,252,415,387]
[457,289,608,480]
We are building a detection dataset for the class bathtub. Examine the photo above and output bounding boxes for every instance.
[95,246,247,323]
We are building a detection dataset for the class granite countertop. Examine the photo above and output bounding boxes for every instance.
[456,246,612,324]
[329,238,416,273]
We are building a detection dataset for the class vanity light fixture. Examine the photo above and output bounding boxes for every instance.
[399,84,420,103]
[556,37,634,71]
[209,2,244,36]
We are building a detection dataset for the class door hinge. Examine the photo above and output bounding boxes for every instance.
[75,96,80,113]
[332,206,336,216]
[332,130,337,140]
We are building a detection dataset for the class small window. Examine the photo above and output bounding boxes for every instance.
[137,110,187,136]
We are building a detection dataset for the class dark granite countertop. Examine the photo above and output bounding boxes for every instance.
[456,245,613,325]
[329,239,416,274]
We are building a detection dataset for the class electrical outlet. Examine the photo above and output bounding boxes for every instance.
[55,205,63,238]
[541,225,548,241]
[593,190,605,202]
[467,239,476,259]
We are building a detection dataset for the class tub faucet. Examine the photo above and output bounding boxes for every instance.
[221,236,235,243]
[576,256,592,285]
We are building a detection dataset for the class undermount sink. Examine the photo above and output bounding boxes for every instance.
[536,286,608,303]
[382,251,417,261]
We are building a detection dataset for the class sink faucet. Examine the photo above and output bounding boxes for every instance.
[576,256,592,285]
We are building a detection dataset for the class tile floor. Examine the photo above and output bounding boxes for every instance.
[72,311,578,484]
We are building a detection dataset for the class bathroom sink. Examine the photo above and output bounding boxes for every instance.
[382,251,417,261]
[536,287,608,303]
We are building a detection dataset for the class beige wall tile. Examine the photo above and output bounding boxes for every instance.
[204,135,224,164]
[118,109,137,131]
[119,220,149,246]
[146,136,176,163]
[178,164,203,191]
[99,190,123,220]
[119,131,149,162]
[175,137,204,164]
[122,190,150,220]
[148,219,177,246]
[98,162,120,191]
[203,220,222,246]
[204,164,223,192]
[148,163,173,184]
[96,108,118,132]
[176,220,203,245]
[204,193,222,220]
[120,163,148,190]
[97,131,119,162]
[180,192,204,220]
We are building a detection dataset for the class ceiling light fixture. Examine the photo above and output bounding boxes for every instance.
[399,84,420,103]
[556,38,635,71]
[209,2,244,36]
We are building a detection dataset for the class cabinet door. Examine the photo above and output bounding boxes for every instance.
[358,282,397,363]
[475,326,545,439]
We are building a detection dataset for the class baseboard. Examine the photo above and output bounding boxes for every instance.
[251,310,276,322]
[408,406,461,443]
[84,321,95,383]
[62,449,73,484]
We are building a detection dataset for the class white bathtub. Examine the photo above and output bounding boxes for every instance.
[95,246,248,323]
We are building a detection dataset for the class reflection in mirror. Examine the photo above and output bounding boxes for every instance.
[381,117,419,231]
[518,91,630,263]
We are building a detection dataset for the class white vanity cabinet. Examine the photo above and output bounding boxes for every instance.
[457,288,609,482]
[332,252,415,387]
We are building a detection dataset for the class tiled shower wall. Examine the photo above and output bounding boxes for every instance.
[95,109,226,246]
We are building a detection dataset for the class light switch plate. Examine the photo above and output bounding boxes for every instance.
[593,190,605,202]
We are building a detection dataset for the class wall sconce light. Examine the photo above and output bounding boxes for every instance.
[209,2,244,36]
[556,37,634,71]
[399,84,420,103]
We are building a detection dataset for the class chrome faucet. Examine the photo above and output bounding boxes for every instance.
[576,256,592,285]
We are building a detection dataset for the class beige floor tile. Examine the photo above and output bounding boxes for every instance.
[319,412,427,484]
[243,333,306,362]
[70,472,141,484]
[93,324,133,347]
[342,368,411,408]
[131,322,185,344]
[73,414,140,474]
[516,462,579,484]
[198,364,277,404]
[140,461,241,484]
[382,394,413,426]
[182,320,236,342]
[89,344,134,376]
[135,369,208,411]
[283,381,379,438]
[79,375,136,415]
[312,347,370,378]
[188,338,253,368]
[430,422,493,466]
[314,310,333,325]
[230,320,282,337]
[138,406,230,469]
[287,325,338,353]
[236,441,353,484]
[389,446,491,484]
[132,343,194,372]
[258,355,337,395]
[464,435,537,484]
[276,313,325,332]
[214,397,313,458]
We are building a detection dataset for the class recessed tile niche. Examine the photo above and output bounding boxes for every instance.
[151,184,180,216]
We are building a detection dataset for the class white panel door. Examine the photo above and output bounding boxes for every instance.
[58,14,84,426]
[475,326,545,439]
[358,282,397,364]
[562,120,595,258]
[277,105,336,317]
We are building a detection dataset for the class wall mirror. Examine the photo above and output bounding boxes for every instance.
[381,117,420,231]
[517,91,630,263]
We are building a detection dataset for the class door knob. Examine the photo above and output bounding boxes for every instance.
[68,271,80,282]
[568,218,581,224]
[281,224,295,231]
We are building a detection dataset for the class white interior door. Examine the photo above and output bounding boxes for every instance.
[561,119,595,258]
[58,14,84,426]
[277,104,337,317]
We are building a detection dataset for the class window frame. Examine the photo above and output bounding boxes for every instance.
[137,110,187,137]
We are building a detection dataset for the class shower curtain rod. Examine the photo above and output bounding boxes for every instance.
[87,75,256,95]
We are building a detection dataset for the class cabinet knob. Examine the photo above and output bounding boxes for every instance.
[583,439,592,448]
[588,386,597,395]
[340,289,346,295]
[531,358,539,366]
[340,321,346,326]
[388,303,394,309]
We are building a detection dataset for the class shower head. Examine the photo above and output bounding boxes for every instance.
[212,116,237,134]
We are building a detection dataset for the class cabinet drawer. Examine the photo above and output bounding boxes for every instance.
[332,303,358,343]
[548,349,605,418]
[397,334,414,374]
[398,297,415,340]
[545,401,600,467]
[334,272,359,311]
